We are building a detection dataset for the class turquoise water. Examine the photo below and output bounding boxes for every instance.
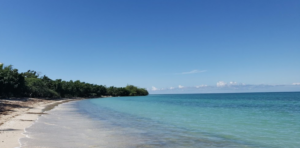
[21,92,300,148]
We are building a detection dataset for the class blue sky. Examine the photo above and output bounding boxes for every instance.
[1,0,299,94]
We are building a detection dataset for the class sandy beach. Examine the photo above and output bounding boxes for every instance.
[0,98,81,148]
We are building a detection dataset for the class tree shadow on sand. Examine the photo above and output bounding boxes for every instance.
[0,128,22,132]
[0,100,34,114]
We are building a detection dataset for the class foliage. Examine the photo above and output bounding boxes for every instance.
[0,64,26,98]
[106,85,149,96]
[25,78,60,98]
[0,63,148,99]
[125,85,149,96]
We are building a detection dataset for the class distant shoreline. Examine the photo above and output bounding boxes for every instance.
[0,98,83,148]
[150,91,300,95]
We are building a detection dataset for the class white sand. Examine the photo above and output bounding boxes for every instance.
[0,99,77,148]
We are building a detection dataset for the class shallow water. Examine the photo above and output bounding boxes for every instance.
[21,92,300,148]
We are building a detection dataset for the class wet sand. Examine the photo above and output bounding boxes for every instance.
[0,98,82,148]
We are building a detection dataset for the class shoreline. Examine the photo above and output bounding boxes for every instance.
[0,98,83,148]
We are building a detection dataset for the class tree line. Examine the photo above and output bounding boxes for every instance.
[0,63,148,99]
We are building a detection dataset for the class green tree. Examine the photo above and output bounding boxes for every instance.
[25,78,60,98]
[0,63,148,99]
[23,70,40,78]
[0,64,26,98]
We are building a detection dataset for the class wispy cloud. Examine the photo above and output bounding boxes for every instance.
[195,85,208,88]
[292,83,300,85]
[151,86,159,91]
[229,81,238,85]
[217,81,241,87]
[215,81,291,90]
[178,85,184,89]
[148,81,300,93]
[180,70,206,75]
[217,81,227,87]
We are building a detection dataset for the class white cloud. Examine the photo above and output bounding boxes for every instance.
[195,85,208,88]
[181,70,206,75]
[152,86,159,91]
[217,81,227,87]
[217,81,240,87]
[229,81,237,85]
[149,82,299,94]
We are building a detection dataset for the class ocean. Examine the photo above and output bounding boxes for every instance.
[20,92,300,148]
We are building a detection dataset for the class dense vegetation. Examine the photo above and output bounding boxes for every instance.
[0,63,148,99]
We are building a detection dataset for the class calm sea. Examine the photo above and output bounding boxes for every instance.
[20,92,300,148]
